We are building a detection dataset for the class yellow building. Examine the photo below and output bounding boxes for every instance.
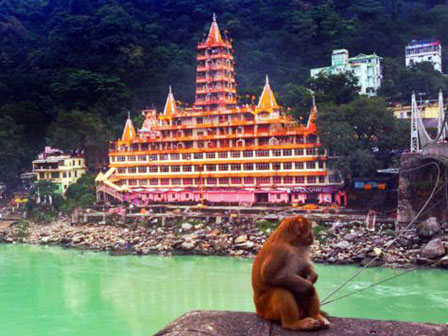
[393,101,439,119]
[32,149,87,193]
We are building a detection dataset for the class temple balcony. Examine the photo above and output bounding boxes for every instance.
[197,42,232,49]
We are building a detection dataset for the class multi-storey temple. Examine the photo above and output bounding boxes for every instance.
[96,15,345,206]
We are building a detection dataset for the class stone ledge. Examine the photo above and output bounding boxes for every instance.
[155,311,447,336]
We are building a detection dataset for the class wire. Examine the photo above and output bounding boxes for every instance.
[321,268,416,306]
[321,161,441,305]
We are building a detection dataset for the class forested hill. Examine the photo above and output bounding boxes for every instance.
[1,0,448,183]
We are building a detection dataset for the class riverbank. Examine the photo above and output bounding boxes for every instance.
[1,214,447,268]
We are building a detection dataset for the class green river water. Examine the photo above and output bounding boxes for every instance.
[0,244,447,336]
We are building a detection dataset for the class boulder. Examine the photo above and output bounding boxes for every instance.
[180,241,196,251]
[234,234,248,244]
[334,240,350,250]
[181,223,193,232]
[417,217,441,239]
[343,233,358,242]
[421,238,446,259]
[437,255,448,268]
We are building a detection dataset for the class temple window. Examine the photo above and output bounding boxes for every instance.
[129,179,137,186]
[138,166,147,173]
[306,161,316,169]
[172,178,181,185]
[150,178,159,185]
[318,176,325,183]
[256,163,270,170]
[256,177,270,185]
[206,152,216,159]
[138,179,148,185]
[231,177,242,184]
[195,165,204,172]
[231,164,241,171]
[184,178,193,185]
[255,150,269,157]
[138,155,146,161]
[118,168,126,174]
[171,153,180,160]
[219,152,228,158]
[244,163,254,171]
[149,166,158,173]
[194,153,204,159]
[206,164,217,171]
[283,149,292,156]
[283,163,292,170]
[207,177,217,185]
[306,148,315,156]
[230,151,241,158]
[182,153,192,160]
[295,162,304,169]
[308,176,317,184]
[295,176,305,183]
[128,155,136,162]
[244,177,254,184]
[160,166,169,173]
[161,179,169,185]
[219,177,229,184]
[295,149,304,156]
[118,156,126,162]
[183,165,192,172]
[273,163,281,170]
[149,154,157,161]
[283,176,293,184]
[160,154,168,160]
[273,150,282,157]
[319,161,325,169]
[296,136,304,143]
[273,176,281,184]
[128,167,137,174]
[243,151,253,158]
[172,165,181,172]
[219,164,228,171]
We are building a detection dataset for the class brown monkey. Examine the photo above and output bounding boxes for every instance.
[252,216,330,330]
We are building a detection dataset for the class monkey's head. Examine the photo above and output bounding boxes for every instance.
[276,216,314,246]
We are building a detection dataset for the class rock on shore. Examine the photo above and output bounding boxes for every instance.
[1,214,447,268]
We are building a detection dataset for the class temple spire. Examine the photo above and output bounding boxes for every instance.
[206,13,224,45]
[162,86,177,118]
[121,112,136,143]
[307,97,317,133]
[257,75,279,112]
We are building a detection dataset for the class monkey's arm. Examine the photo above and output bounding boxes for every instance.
[260,251,315,297]
[304,265,318,284]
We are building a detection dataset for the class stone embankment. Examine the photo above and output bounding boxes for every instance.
[0,215,447,268]
[155,311,448,336]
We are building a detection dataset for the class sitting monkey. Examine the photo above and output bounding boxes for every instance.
[252,216,330,330]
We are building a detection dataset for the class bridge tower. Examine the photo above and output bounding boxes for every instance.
[410,92,420,153]
[437,89,446,140]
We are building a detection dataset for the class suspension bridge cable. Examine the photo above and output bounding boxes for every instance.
[321,161,441,305]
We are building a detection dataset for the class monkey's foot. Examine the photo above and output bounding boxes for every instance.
[283,317,322,331]
[316,314,331,328]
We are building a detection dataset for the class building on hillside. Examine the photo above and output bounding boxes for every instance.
[32,147,87,193]
[96,14,345,206]
[310,49,382,96]
[393,100,440,128]
[405,38,442,72]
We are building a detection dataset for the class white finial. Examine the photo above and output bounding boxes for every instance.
[169,85,172,94]
[213,13,217,22]
[312,94,316,107]
[127,111,130,119]
[265,74,269,85]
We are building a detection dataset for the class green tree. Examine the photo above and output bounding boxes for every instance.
[308,73,359,106]
[65,173,96,210]
[0,116,27,186]
[317,96,409,179]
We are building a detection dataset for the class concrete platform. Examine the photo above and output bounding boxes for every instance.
[155,311,447,336]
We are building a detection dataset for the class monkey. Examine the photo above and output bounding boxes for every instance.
[252,215,330,330]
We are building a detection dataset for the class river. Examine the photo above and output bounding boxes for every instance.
[0,244,447,335]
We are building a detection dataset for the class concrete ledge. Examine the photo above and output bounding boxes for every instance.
[155,311,447,336]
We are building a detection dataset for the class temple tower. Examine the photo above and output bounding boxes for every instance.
[194,13,237,111]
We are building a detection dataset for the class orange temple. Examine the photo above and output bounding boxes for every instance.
[96,14,346,207]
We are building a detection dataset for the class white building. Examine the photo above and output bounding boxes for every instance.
[310,49,382,96]
[405,39,442,72]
